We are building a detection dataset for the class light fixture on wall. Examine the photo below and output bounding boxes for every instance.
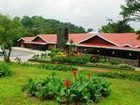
[84,49,86,51]
[97,50,99,53]
[112,51,115,54]
[129,53,132,56]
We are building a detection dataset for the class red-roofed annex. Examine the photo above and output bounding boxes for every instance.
[18,33,140,65]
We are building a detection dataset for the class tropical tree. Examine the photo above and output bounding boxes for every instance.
[0,14,22,62]
[99,19,134,33]
[87,28,93,33]
[120,0,140,21]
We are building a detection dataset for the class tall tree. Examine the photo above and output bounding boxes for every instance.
[120,0,140,21]
[87,28,93,33]
[0,14,22,62]
[99,19,134,33]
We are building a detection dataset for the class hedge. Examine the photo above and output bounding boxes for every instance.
[95,71,140,81]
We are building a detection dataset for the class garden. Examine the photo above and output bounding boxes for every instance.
[0,1,140,104]
[0,49,140,105]
[0,60,140,105]
[29,49,135,70]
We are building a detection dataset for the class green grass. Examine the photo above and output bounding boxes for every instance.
[0,63,140,105]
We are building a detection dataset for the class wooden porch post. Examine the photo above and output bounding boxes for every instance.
[77,47,80,53]
[137,53,140,67]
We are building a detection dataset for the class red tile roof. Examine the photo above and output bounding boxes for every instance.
[68,33,93,43]
[37,34,57,44]
[32,33,93,44]
[19,33,140,51]
[24,42,47,45]
[18,37,34,42]
[99,33,140,47]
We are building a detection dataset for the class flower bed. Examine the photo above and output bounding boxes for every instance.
[51,55,91,64]
[86,63,135,70]
[21,63,77,71]
[95,71,140,81]
[28,58,135,71]
[29,49,135,71]
[23,71,111,104]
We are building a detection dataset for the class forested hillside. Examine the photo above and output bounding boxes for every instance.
[15,16,86,36]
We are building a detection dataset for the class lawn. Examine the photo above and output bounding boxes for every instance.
[0,63,140,105]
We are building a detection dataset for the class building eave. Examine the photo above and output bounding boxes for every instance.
[78,34,119,46]
[77,44,140,52]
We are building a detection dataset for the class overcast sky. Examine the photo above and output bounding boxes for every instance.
[0,0,139,31]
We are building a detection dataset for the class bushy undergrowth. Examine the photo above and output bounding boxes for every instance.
[47,49,91,64]
[23,72,110,104]
[48,49,63,58]
[0,62,11,77]
[52,55,91,64]
[96,71,140,81]
[87,63,135,70]
[30,49,135,71]
[96,56,119,65]
[21,63,77,71]
[37,63,77,71]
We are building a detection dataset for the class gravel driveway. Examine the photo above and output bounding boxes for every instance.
[0,47,45,62]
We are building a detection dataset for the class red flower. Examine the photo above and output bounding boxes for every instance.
[64,80,70,88]
[72,70,77,76]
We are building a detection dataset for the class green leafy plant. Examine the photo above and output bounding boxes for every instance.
[23,71,111,104]
[37,64,77,71]
[52,55,91,64]
[96,71,140,81]
[15,57,22,64]
[0,62,11,77]
[86,63,135,70]
[97,56,119,65]
[21,63,77,71]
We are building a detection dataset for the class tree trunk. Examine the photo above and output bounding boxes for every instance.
[1,47,11,62]
[138,54,140,67]
[7,48,12,62]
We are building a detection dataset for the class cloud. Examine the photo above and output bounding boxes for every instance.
[0,0,139,31]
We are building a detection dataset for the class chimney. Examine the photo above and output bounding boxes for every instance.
[57,27,68,49]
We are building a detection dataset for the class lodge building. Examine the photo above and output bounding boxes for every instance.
[18,32,140,66]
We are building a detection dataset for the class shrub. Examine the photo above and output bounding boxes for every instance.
[97,56,119,65]
[90,56,120,65]
[21,63,77,71]
[37,64,77,71]
[29,58,51,63]
[32,54,40,60]
[32,53,50,61]
[90,55,100,63]
[118,64,134,70]
[23,72,111,104]
[96,71,140,81]
[0,62,11,77]
[86,63,135,70]
[48,49,65,58]
[52,55,91,64]
[15,57,22,64]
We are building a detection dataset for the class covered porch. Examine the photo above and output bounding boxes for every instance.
[24,42,56,50]
[77,45,140,66]
[24,42,48,50]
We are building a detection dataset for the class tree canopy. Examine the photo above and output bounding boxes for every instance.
[0,14,22,62]
[120,0,140,21]
[87,28,93,33]
[99,19,134,33]
[18,16,86,36]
